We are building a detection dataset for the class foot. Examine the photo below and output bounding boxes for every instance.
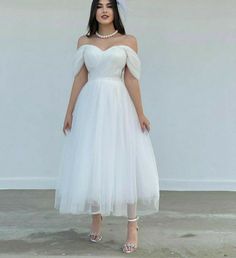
[122,218,139,253]
[89,214,103,242]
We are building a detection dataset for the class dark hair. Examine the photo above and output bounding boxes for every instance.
[86,0,126,37]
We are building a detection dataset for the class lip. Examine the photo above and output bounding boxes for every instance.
[101,15,109,18]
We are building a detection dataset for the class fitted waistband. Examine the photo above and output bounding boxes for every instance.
[88,77,123,82]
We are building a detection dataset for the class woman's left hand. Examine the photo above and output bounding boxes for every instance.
[138,113,151,132]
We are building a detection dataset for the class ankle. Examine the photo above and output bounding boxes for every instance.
[92,214,102,219]
[92,213,101,216]
[127,220,138,226]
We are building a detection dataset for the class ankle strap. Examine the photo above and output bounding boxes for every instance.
[128,216,139,222]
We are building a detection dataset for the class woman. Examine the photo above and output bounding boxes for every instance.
[54,0,160,254]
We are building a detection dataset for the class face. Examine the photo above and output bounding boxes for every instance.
[96,0,114,25]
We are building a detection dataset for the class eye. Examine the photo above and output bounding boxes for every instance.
[97,4,113,9]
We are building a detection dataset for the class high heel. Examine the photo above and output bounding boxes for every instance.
[122,216,139,254]
[88,214,103,243]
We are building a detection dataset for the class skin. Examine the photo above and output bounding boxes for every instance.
[62,0,151,250]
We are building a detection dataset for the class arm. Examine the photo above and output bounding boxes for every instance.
[65,36,88,116]
[124,36,151,132]
[63,36,88,135]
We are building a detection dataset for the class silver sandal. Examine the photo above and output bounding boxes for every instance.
[88,214,103,243]
[122,216,139,253]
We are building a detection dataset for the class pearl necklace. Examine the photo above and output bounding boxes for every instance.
[96,30,118,39]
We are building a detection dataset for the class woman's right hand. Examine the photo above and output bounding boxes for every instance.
[63,112,73,135]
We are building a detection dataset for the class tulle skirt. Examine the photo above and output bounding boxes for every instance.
[54,77,160,217]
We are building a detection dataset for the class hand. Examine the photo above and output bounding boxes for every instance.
[138,113,150,133]
[63,113,73,135]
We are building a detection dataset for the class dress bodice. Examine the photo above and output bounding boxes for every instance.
[73,44,141,81]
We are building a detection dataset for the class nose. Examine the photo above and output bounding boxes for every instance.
[102,6,108,13]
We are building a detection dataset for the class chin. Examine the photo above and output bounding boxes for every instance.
[97,16,113,23]
[99,20,113,25]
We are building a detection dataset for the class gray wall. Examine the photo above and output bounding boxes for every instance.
[0,0,235,190]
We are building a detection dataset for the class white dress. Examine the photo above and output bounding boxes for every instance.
[54,44,160,217]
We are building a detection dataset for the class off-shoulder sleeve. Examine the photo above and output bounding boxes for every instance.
[73,45,86,77]
[124,46,141,80]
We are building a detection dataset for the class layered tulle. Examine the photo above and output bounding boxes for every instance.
[54,44,160,216]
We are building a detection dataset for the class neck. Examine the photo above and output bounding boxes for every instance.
[98,24,116,35]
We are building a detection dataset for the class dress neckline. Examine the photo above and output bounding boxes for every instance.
[77,44,139,55]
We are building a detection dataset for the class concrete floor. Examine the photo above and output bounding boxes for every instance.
[0,190,235,258]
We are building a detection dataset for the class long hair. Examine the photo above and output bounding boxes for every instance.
[86,0,126,37]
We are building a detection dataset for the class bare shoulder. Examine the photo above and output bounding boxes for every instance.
[77,35,89,48]
[123,34,138,53]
